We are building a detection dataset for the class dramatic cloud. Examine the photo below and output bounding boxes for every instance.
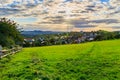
[90,19,119,24]
[0,0,120,31]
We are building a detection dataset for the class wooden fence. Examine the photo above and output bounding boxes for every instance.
[0,47,22,58]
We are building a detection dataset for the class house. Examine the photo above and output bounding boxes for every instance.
[23,38,35,44]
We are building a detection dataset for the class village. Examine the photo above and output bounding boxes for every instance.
[23,30,120,47]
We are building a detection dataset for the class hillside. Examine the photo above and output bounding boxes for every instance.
[0,39,120,80]
[21,30,62,36]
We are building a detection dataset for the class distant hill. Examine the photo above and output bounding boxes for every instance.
[21,30,62,36]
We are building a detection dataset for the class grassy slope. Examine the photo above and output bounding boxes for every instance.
[0,39,120,80]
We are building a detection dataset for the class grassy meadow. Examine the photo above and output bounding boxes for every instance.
[0,39,120,80]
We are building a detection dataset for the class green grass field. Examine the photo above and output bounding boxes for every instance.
[0,39,120,80]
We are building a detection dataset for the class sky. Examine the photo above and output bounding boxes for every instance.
[0,0,120,31]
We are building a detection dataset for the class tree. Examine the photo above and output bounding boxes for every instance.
[95,30,116,41]
[0,18,23,48]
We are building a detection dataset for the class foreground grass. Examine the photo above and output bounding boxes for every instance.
[0,39,120,80]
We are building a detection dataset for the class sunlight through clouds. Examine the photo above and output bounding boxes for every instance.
[0,0,120,31]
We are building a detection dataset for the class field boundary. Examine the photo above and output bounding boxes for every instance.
[0,47,22,58]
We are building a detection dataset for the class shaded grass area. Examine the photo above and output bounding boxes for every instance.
[0,39,120,80]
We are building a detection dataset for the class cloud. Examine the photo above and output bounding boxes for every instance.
[90,19,119,24]
[0,0,120,31]
[70,18,119,29]
[0,7,22,16]
[110,26,120,29]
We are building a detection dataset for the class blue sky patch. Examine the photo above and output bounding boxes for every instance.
[101,0,109,2]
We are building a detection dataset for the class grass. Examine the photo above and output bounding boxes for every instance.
[0,39,120,80]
